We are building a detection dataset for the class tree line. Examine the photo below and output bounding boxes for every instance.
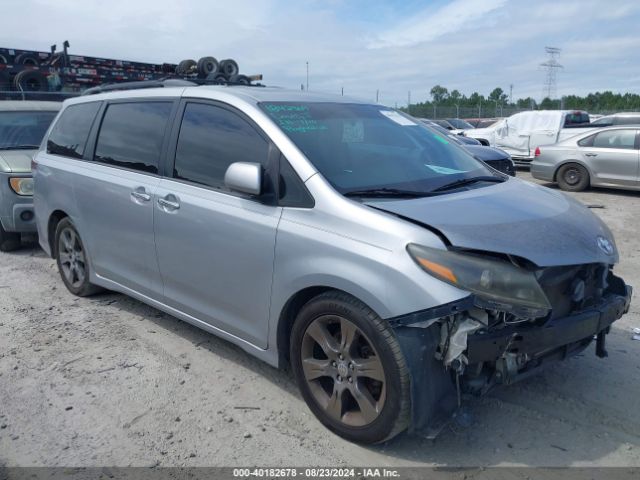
[402,85,640,117]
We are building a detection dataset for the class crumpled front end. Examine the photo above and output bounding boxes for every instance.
[390,263,632,438]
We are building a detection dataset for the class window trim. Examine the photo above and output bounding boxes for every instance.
[164,98,280,205]
[84,97,180,177]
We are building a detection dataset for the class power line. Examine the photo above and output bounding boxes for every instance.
[540,46,563,100]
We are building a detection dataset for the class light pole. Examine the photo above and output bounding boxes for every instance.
[305,61,309,91]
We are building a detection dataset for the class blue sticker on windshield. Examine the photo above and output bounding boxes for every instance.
[425,165,465,174]
[263,104,328,134]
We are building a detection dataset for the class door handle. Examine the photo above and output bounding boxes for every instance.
[131,189,151,202]
[585,153,598,157]
[158,195,180,211]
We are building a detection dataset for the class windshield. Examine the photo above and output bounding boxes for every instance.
[446,118,474,130]
[0,111,58,149]
[260,102,496,195]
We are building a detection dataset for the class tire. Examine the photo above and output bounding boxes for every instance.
[176,59,196,75]
[14,53,39,67]
[228,74,250,85]
[0,223,21,252]
[0,69,10,91]
[197,56,218,77]
[54,218,102,297]
[13,70,48,92]
[290,291,410,444]
[206,73,227,84]
[219,59,239,77]
[557,163,589,191]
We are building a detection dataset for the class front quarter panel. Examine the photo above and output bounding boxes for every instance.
[268,174,470,357]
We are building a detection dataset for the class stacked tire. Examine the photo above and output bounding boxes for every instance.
[175,56,250,85]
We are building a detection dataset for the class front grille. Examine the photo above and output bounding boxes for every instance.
[537,263,608,319]
[486,159,515,176]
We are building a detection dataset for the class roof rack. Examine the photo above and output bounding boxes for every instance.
[82,75,265,96]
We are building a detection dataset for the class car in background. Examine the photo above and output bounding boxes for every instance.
[465,110,593,164]
[445,118,474,130]
[464,118,501,129]
[589,112,640,127]
[421,121,516,176]
[0,100,60,251]
[531,126,640,192]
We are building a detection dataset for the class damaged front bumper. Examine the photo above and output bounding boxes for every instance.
[389,272,632,438]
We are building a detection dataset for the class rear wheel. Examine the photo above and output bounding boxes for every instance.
[290,292,410,444]
[557,163,589,191]
[54,218,102,297]
[0,223,21,252]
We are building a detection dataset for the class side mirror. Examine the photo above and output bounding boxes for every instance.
[224,162,262,196]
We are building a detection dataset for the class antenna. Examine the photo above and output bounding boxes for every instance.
[540,46,563,100]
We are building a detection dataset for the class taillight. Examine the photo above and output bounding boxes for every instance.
[534,147,541,157]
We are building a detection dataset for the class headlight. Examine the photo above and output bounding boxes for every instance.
[407,243,551,315]
[9,177,34,196]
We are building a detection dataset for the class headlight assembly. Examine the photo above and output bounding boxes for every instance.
[407,243,551,316]
[9,177,34,196]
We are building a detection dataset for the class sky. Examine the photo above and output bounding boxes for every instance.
[3,0,639,107]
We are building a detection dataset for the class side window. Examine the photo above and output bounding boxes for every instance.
[94,102,173,174]
[173,103,269,189]
[592,129,636,150]
[278,155,314,208]
[47,102,101,158]
[578,134,595,147]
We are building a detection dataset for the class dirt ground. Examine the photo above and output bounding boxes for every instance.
[0,170,639,468]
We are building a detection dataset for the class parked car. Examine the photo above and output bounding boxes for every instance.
[422,121,515,176]
[445,118,474,130]
[464,118,501,129]
[589,112,640,127]
[34,84,631,444]
[0,100,60,251]
[465,110,593,164]
[531,126,640,192]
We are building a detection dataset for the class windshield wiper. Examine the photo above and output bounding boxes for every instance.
[0,145,40,150]
[431,175,506,193]
[344,187,434,198]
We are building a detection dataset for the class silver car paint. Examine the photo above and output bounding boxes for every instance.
[35,86,619,368]
[367,177,618,267]
[531,127,640,190]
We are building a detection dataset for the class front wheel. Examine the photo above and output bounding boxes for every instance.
[0,223,21,252]
[557,163,590,191]
[290,292,410,444]
[54,218,102,297]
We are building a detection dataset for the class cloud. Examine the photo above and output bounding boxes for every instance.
[1,0,639,107]
[369,0,508,48]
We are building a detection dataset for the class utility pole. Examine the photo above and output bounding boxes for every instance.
[376,89,379,103]
[540,47,563,100]
[341,86,343,96]
[305,61,309,92]
[407,91,411,114]
[509,84,513,104]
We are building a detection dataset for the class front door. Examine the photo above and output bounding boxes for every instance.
[154,101,281,348]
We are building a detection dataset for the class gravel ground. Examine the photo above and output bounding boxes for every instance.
[0,170,639,468]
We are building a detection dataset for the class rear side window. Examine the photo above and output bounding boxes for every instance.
[47,102,100,158]
[94,102,173,174]
[173,103,269,189]
[616,116,640,125]
[592,129,637,149]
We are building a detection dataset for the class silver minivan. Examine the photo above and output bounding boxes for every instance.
[34,84,632,444]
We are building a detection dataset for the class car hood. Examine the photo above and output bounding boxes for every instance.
[366,178,618,267]
[463,145,509,161]
[0,149,37,173]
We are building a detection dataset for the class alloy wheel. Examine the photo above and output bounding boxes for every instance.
[58,227,86,289]
[301,315,386,427]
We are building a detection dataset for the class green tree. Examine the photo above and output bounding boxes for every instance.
[430,85,449,104]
